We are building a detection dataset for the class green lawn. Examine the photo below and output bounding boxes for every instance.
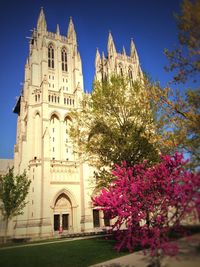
[0,237,128,267]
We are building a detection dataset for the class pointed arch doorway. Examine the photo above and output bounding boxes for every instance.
[53,193,72,232]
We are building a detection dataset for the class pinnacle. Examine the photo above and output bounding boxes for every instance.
[69,16,73,23]
[37,7,47,32]
[108,30,112,38]
[67,16,77,43]
[56,24,60,35]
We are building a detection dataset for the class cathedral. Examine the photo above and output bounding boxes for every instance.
[0,8,141,239]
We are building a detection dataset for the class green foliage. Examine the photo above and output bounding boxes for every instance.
[148,85,200,169]
[160,0,200,169]
[165,0,200,83]
[70,75,159,188]
[0,168,31,220]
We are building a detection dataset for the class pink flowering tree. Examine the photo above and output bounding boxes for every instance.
[93,153,200,266]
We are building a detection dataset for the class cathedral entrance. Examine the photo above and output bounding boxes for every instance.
[53,193,72,232]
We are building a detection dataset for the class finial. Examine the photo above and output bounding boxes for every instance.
[108,30,113,39]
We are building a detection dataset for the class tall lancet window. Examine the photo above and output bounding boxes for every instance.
[61,47,67,72]
[50,114,60,160]
[64,116,72,161]
[128,67,133,86]
[34,112,41,159]
[119,64,123,76]
[48,44,54,69]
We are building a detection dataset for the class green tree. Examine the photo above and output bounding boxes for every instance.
[0,168,31,243]
[165,0,200,83]
[71,75,159,188]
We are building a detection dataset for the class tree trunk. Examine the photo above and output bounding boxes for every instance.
[146,211,150,228]
[3,217,9,244]
[147,255,161,267]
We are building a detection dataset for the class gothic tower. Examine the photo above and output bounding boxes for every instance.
[9,10,145,240]
[12,8,95,238]
[95,32,142,82]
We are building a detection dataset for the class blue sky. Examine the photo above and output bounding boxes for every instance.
[0,0,182,159]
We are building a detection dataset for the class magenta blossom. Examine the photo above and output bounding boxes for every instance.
[93,153,200,256]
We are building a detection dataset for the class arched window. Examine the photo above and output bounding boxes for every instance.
[48,44,54,69]
[102,72,107,82]
[128,67,133,86]
[61,47,67,72]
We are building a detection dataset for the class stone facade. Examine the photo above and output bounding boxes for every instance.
[1,8,142,239]
[0,159,13,176]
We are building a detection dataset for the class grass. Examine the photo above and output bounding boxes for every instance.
[1,226,199,267]
[0,237,128,267]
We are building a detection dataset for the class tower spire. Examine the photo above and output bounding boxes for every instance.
[122,46,126,56]
[130,38,139,63]
[56,24,60,35]
[107,31,116,56]
[37,7,47,33]
[95,48,101,68]
[130,38,135,57]
[67,16,77,44]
